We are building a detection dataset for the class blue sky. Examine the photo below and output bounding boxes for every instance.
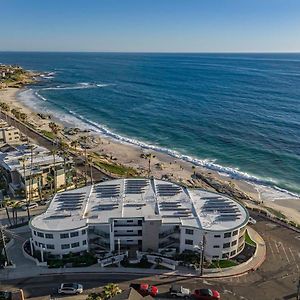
[1,0,300,52]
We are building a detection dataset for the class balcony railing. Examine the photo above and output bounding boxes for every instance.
[114,223,142,227]
[114,232,142,237]
[159,227,180,239]
[89,230,110,239]
[159,237,180,248]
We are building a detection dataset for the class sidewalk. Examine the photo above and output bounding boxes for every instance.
[0,227,266,281]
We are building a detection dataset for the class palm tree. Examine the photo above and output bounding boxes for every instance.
[46,174,54,196]
[81,136,89,186]
[102,283,122,300]
[3,199,12,226]
[145,153,155,177]
[70,140,79,188]
[51,149,57,193]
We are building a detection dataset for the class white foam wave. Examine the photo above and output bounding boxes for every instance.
[16,87,300,199]
[41,82,111,91]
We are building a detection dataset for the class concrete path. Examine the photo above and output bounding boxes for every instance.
[0,226,266,281]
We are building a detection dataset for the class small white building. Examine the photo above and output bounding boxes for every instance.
[30,178,249,260]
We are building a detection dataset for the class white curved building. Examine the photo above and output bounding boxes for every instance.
[30,178,249,260]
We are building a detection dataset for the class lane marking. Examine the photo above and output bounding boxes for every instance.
[268,239,275,257]
[274,240,280,254]
[279,242,290,263]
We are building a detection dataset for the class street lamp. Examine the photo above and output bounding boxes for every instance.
[194,234,206,276]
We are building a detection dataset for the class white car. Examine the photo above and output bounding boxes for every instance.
[249,217,257,225]
[169,285,191,298]
[21,202,38,211]
[58,283,83,295]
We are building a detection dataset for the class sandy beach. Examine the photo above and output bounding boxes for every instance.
[0,87,299,224]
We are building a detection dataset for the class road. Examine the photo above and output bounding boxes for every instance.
[1,216,300,300]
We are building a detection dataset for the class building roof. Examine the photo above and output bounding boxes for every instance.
[0,143,64,177]
[30,178,249,232]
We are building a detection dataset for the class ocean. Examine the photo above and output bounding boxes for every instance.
[0,52,299,195]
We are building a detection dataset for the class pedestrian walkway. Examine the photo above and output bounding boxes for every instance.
[0,226,266,281]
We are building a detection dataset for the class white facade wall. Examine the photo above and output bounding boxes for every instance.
[31,226,89,256]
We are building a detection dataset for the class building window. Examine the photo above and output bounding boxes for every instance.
[230,250,236,256]
[233,230,238,236]
[33,231,36,236]
[231,240,237,246]
[38,243,45,248]
[213,255,219,259]
[224,232,231,238]
[127,220,134,223]
[35,241,38,246]
[60,233,69,239]
[45,233,53,239]
[46,244,55,249]
[82,229,86,235]
[127,230,133,233]
[223,242,230,248]
[127,240,133,242]
[82,240,87,245]
[222,253,229,259]
[61,244,70,249]
[239,235,244,241]
[185,239,193,245]
[214,234,221,238]
[71,242,80,248]
[37,232,44,238]
[213,245,220,248]
[70,231,79,237]
[185,229,194,235]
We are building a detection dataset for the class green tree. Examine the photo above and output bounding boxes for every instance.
[102,283,122,300]
[86,293,103,300]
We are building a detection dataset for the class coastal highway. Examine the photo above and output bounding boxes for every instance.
[0,111,112,183]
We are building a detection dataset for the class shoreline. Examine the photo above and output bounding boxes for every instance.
[0,86,299,225]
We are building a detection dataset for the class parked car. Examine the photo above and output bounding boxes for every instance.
[169,284,190,298]
[130,283,158,297]
[249,217,257,225]
[58,283,83,295]
[193,289,220,300]
[21,202,38,211]
[39,199,51,206]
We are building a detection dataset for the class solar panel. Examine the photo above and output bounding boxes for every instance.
[125,179,149,195]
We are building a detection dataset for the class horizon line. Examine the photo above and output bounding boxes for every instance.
[0,50,300,54]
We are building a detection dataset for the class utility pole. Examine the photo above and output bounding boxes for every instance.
[200,234,206,276]
[118,238,121,267]
[0,226,9,265]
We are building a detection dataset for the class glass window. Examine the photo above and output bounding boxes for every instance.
[60,233,69,239]
[222,253,229,259]
[61,244,70,249]
[223,242,230,248]
[233,230,238,236]
[213,245,220,248]
[82,229,86,235]
[70,231,79,237]
[185,239,193,245]
[37,232,44,238]
[33,231,36,236]
[82,240,87,245]
[213,255,219,259]
[71,242,79,248]
[127,220,134,223]
[45,233,53,239]
[38,243,45,248]
[231,240,237,246]
[224,232,231,238]
[46,244,55,249]
[185,229,194,235]
[230,250,236,256]
[214,234,221,238]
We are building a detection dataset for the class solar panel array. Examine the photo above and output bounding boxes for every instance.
[159,201,192,217]
[125,179,149,195]
[201,197,242,221]
[94,184,121,198]
[55,192,86,212]
[156,184,182,197]
[92,203,119,211]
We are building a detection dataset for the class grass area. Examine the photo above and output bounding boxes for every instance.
[47,252,97,268]
[208,260,238,269]
[265,207,286,219]
[245,230,256,247]
[95,161,137,176]
[41,130,55,140]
